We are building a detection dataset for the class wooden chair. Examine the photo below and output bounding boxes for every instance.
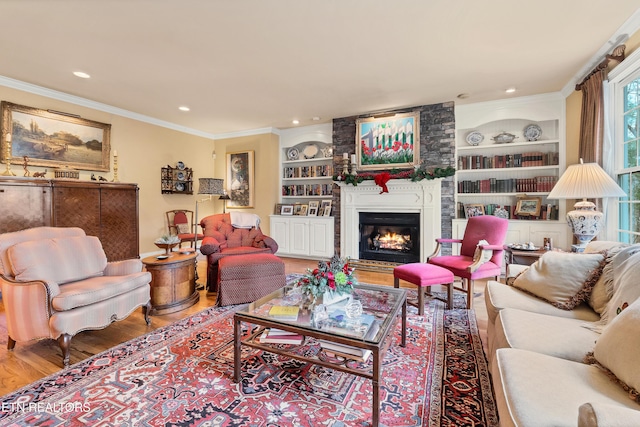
[166,210,204,248]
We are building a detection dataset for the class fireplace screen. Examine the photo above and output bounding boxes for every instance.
[359,212,420,264]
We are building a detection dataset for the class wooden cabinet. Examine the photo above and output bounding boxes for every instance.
[269,214,334,259]
[0,179,51,232]
[0,178,139,261]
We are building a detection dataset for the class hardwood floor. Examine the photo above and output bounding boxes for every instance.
[0,256,489,396]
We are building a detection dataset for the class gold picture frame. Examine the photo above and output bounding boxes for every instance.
[356,111,420,171]
[515,197,542,216]
[464,204,485,218]
[1,101,111,171]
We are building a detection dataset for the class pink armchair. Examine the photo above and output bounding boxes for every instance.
[199,213,278,292]
[428,215,508,309]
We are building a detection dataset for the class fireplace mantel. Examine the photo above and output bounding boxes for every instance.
[337,179,442,262]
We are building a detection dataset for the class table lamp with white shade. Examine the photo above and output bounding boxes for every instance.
[547,159,626,251]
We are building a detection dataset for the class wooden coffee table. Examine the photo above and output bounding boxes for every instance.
[233,284,407,427]
[142,252,199,315]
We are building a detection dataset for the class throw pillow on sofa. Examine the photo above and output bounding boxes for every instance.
[586,244,627,314]
[600,245,640,324]
[512,251,605,310]
[587,297,640,403]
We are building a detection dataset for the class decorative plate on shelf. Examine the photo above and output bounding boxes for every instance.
[523,124,543,141]
[302,143,319,159]
[176,161,185,170]
[465,131,484,146]
[174,182,185,192]
[177,171,185,181]
[287,147,299,161]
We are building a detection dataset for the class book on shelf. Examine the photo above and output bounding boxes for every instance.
[268,305,300,321]
[259,328,304,345]
[317,339,372,362]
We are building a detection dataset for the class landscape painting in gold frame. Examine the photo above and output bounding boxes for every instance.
[1,101,111,171]
[515,196,542,217]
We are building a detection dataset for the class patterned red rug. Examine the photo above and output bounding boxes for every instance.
[0,286,497,427]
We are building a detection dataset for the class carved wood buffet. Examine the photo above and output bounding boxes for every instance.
[0,177,140,261]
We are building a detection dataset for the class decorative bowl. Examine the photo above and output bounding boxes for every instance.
[155,242,179,255]
[492,132,517,144]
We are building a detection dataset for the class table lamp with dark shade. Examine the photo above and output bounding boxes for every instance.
[546,159,626,251]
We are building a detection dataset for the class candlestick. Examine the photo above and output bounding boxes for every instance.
[351,162,358,176]
[343,152,348,160]
[1,138,16,176]
[112,152,120,182]
[342,157,349,175]
[351,154,356,164]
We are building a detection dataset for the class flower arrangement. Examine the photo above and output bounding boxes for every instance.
[296,255,357,301]
[154,234,181,245]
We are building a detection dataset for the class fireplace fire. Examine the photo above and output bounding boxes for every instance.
[359,212,420,264]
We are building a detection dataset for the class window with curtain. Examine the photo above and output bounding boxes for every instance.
[611,51,640,243]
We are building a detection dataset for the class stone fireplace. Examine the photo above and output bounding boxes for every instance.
[337,179,442,263]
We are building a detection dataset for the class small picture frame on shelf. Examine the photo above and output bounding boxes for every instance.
[297,204,308,216]
[274,203,284,215]
[464,204,485,218]
[308,207,318,216]
[281,205,294,215]
[323,205,332,216]
[515,196,542,217]
[308,201,319,210]
[320,199,332,213]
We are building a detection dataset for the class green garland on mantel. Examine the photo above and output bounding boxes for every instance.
[333,166,456,186]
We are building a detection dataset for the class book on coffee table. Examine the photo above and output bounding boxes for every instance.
[259,328,304,345]
[268,305,300,321]
[317,340,372,362]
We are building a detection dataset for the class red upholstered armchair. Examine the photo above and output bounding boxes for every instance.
[199,213,278,292]
[427,215,508,309]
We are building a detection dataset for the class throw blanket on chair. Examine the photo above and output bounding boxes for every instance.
[230,212,260,229]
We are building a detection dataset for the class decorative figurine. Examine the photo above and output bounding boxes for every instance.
[91,173,97,181]
[99,175,108,181]
[22,156,30,177]
[32,170,47,178]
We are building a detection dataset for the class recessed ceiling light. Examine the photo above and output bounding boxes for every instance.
[505,87,517,93]
[73,71,90,79]
[312,116,321,121]
[178,106,190,112]
[456,93,470,99]
[292,119,299,125]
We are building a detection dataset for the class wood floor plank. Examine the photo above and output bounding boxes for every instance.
[0,256,489,396]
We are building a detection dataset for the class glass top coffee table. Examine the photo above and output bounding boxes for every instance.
[233,283,407,427]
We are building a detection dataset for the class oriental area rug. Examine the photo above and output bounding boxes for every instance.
[0,282,497,427]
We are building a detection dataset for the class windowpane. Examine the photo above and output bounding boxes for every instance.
[624,109,639,142]
[625,141,638,168]
[624,79,640,112]
[619,174,630,201]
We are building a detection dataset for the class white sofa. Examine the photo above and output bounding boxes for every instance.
[485,241,640,426]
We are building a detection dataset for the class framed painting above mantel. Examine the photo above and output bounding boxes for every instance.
[1,102,111,171]
[356,111,420,171]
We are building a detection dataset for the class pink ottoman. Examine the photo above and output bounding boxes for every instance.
[393,263,454,314]
[217,253,286,306]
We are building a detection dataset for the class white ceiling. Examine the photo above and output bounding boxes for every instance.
[1,1,639,138]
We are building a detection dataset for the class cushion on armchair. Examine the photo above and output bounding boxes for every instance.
[7,236,107,284]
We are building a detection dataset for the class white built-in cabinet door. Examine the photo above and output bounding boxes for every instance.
[269,215,334,259]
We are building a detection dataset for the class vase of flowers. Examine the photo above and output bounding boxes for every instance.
[296,255,358,306]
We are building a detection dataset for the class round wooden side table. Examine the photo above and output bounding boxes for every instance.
[142,252,199,315]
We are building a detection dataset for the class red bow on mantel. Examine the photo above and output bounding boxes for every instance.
[374,172,391,194]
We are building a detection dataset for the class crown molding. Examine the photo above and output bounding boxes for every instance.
[561,8,640,98]
[0,75,280,140]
